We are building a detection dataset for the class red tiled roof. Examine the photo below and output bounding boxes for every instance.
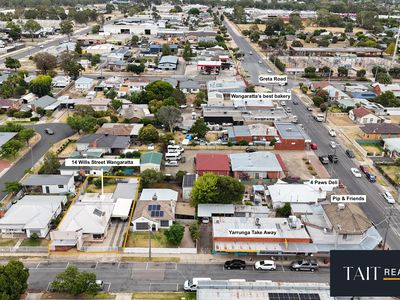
[352,106,371,118]
[196,153,230,172]
[311,81,329,90]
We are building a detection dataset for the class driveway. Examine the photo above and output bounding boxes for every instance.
[199,222,213,254]
[0,123,74,200]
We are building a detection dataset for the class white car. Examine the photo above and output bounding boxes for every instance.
[147,144,155,150]
[165,160,178,167]
[329,141,336,148]
[329,128,336,137]
[266,69,272,73]
[258,60,262,64]
[255,260,276,271]
[280,101,286,107]
[351,168,362,178]
[383,191,395,204]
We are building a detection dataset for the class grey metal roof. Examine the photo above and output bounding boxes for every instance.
[180,80,200,89]
[230,152,283,172]
[0,132,17,148]
[21,175,72,186]
[158,55,178,64]
[275,122,310,140]
[34,95,57,109]
[197,204,234,217]
[182,174,197,188]
[113,183,137,200]
[77,134,130,149]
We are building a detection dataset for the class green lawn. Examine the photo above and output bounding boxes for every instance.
[380,165,400,185]
[132,292,196,300]
[20,238,49,247]
[125,231,170,248]
[359,143,384,155]
[0,239,17,247]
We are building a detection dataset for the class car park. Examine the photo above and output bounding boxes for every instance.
[346,149,355,158]
[224,259,246,270]
[328,154,338,163]
[351,168,362,178]
[290,260,318,272]
[383,191,395,204]
[254,260,276,271]
[329,141,336,148]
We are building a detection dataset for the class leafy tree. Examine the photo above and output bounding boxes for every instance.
[5,57,20,71]
[91,24,100,34]
[289,13,303,29]
[312,96,325,107]
[138,124,159,143]
[90,54,101,66]
[110,99,122,110]
[106,88,117,100]
[140,169,163,188]
[194,91,206,107]
[189,223,200,241]
[164,222,185,246]
[67,115,97,133]
[175,170,187,184]
[105,3,114,14]
[182,43,193,61]
[190,173,245,207]
[337,66,349,77]
[156,106,182,132]
[291,40,303,47]
[130,35,139,46]
[50,266,98,296]
[1,139,23,158]
[190,119,208,138]
[377,73,392,84]
[304,66,316,78]
[60,52,83,79]
[320,66,331,77]
[59,19,74,41]
[372,91,400,107]
[0,260,29,300]
[18,128,35,145]
[7,21,21,41]
[171,88,186,105]
[75,42,83,55]
[188,8,200,15]
[161,44,171,56]
[276,203,292,217]
[126,63,145,74]
[38,152,60,174]
[249,31,260,43]
[345,22,353,33]
[385,42,395,55]
[3,181,22,194]
[372,66,387,77]
[144,80,174,101]
[356,69,366,79]
[33,53,57,74]
[389,67,400,79]
[320,103,328,112]
[29,75,52,96]
[24,19,41,41]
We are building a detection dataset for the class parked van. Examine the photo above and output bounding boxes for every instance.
[167,145,184,153]
[165,152,181,161]
[184,278,212,291]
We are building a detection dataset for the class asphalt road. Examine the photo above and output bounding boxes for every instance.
[224,20,400,250]
[0,123,74,200]
[24,260,329,292]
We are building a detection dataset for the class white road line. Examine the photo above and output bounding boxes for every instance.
[94,262,98,269]
[146,262,149,270]
[37,262,41,269]
[281,264,285,272]
[148,283,151,291]
[117,262,121,269]
[176,283,179,292]
[66,262,69,269]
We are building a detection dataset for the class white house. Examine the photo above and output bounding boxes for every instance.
[157,55,178,70]
[0,195,67,238]
[75,77,95,91]
[349,106,383,124]
[52,76,71,88]
[21,174,75,195]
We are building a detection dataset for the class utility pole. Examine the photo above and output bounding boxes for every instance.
[148,225,152,260]
[391,25,400,68]
[382,207,394,250]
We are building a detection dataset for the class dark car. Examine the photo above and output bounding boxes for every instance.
[360,165,370,174]
[224,259,246,270]
[97,76,105,79]
[245,146,256,153]
[345,149,355,158]
[328,154,338,163]
[366,173,376,183]
[319,155,329,164]
[293,100,299,105]
[44,128,54,135]
[290,259,318,272]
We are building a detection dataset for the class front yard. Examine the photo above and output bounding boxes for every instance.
[20,238,49,247]
[126,231,170,248]
[0,239,17,247]
[358,142,384,156]
[379,165,400,185]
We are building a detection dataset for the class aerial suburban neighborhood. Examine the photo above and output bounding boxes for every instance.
[0,0,398,299]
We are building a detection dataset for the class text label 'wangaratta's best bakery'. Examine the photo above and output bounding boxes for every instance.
[230,93,291,101]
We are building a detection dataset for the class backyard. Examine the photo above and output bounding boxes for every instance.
[358,141,384,156]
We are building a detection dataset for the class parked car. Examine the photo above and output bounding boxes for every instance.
[266,69,272,73]
[254,260,276,271]
[258,60,262,64]
[319,156,329,164]
[290,260,318,272]
[328,128,336,137]
[280,101,286,107]
[286,107,292,113]
[245,146,256,153]
[366,173,376,183]
[45,128,54,135]
[328,154,338,163]
[346,149,355,158]
[224,259,246,270]
[202,217,210,224]
[351,168,362,178]
[95,280,104,291]
[310,143,318,150]
[165,161,178,167]
[184,278,212,292]
[307,106,313,111]
[329,141,336,148]
[293,100,298,105]
[383,191,395,204]
[360,165,370,174]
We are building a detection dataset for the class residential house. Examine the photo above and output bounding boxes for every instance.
[75,77,95,91]
[349,107,383,124]
[360,123,400,139]
[343,84,369,93]
[182,174,197,202]
[131,188,178,231]
[0,99,20,110]
[96,123,143,141]
[230,152,286,179]
[157,55,179,70]
[0,195,67,238]
[119,103,154,120]
[127,78,151,92]
[350,92,377,99]
[372,83,400,97]
[180,80,200,94]
[21,93,36,104]
[140,152,162,172]
[274,122,311,150]
[310,81,330,91]
[195,153,230,176]
[322,85,348,101]
[32,95,59,111]
[52,76,71,88]
[21,174,75,195]
[76,134,130,154]
[69,98,110,111]
[383,138,400,158]
[108,60,129,71]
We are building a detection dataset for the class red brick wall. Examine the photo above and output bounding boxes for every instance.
[267,171,282,179]
[274,138,305,150]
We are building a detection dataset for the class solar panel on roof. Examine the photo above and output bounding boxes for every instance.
[159,211,164,217]
[155,211,160,217]
[155,205,161,210]
[150,211,155,217]
[268,293,320,300]
[148,205,153,211]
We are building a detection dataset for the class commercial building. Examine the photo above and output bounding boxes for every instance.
[274,122,311,150]
[195,153,230,176]
[227,124,277,143]
[289,46,383,57]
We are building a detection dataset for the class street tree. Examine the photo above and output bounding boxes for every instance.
[1,139,23,158]
[126,63,145,74]
[291,40,303,47]
[0,260,29,300]
[24,19,41,41]
[5,57,21,71]
[3,181,22,194]
[18,128,35,145]
[67,115,97,133]
[356,69,366,79]
[7,21,21,41]
[190,173,245,207]
[164,222,185,246]
[33,53,57,74]
[377,73,392,84]
[190,119,209,138]
[105,4,114,14]
[188,8,200,15]
[156,106,182,132]
[289,13,304,29]
[130,35,139,46]
[91,24,100,34]
[38,152,61,174]
[60,51,83,79]
[50,266,98,296]
[372,91,400,107]
[29,75,52,96]
[312,96,325,107]
[337,66,349,77]
[138,124,159,143]
[59,19,74,41]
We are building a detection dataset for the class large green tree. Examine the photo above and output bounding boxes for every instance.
[190,173,245,207]
[0,260,29,300]
[67,115,97,133]
[164,222,184,246]
[24,19,41,41]
[33,53,57,74]
[59,19,74,41]
[190,119,208,138]
[50,266,98,296]
[156,106,182,132]
[38,152,61,174]
[29,75,52,96]
[5,57,20,71]
[138,124,159,143]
